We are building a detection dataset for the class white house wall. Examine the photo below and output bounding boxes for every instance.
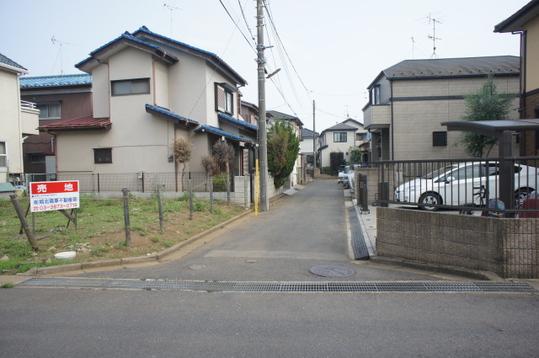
[91,64,110,118]
[0,69,23,174]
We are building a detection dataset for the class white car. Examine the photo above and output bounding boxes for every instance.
[338,165,350,185]
[394,162,539,210]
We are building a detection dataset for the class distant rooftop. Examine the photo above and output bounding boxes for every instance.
[369,56,520,88]
[267,110,304,126]
[322,122,358,133]
[20,74,92,89]
[301,127,318,138]
[0,52,27,72]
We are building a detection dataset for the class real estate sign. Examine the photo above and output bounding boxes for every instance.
[29,180,79,213]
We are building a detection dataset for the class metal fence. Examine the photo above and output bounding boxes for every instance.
[372,157,539,215]
[24,172,235,194]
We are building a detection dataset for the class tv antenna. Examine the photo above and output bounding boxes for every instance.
[427,14,442,58]
[163,2,180,35]
[410,36,416,59]
[51,35,71,75]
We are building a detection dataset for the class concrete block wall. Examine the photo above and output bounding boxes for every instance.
[377,207,539,278]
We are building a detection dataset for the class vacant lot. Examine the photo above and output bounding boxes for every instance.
[0,195,244,273]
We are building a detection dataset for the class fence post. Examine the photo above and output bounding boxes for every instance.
[97,173,101,193]
[122,188,131,246]
[141,171,145,193]
[244,175,248,209]
[209,175,214,213]
[188,176,193,220]
[226,172,231,205]
[9,194,39,251]
[157,185,164,233]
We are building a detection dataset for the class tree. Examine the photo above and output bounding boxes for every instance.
[462,78,512,157]
[349,148,363,164]
[267,121,300,188]
[173,138,191,191]
[201,155,218,191]
[212,140,235,203]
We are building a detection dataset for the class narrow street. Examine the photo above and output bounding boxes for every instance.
[77,180,440,281]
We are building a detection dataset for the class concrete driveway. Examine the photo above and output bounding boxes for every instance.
[79,180,448,281]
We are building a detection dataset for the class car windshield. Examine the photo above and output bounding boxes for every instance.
[421,165,454,179]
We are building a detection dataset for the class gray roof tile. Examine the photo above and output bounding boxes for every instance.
[0,52,26,71]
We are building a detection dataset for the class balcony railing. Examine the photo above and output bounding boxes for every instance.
[20,100,37,110]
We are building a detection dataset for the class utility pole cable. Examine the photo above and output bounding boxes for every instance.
[257,0,269,211]
[312,99,316,177]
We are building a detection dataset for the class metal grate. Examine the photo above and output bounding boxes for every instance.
[348,206,369,260]
[20,278,536,293]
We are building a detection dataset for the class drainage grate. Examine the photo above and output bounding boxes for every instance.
[348,206,369,260]
[20,278,536,293]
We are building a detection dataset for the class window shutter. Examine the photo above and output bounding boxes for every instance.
[215,85,226,112]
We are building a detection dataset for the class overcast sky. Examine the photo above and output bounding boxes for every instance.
[0,0,528,131]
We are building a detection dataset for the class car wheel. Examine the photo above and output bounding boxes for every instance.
[515,187,534,208]
[419,192,442,211]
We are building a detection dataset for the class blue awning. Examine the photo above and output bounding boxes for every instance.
[218,112,257,131]
[195,124,255,144]
[145,104,199,126]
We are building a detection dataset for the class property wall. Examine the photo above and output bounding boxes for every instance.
[391,76,520,160]
[0,69,23,175]
[524,16,539,92]
[377,207,539,278]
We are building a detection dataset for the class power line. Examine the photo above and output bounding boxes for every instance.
[262,0,310,94]
[237,0,255,42]
[218,0,257,54]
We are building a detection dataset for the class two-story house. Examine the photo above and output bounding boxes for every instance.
[299,127,318,167]
[363,56,520,161]
[20,74,92,177]
[495,0,539,155]
[318,118,366,171]
[38,26,256,183]
[0,53,39,183]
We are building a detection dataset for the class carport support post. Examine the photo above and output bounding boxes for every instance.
[499,130,514,214]
[122,188,131,246]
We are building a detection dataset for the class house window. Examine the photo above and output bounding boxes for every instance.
[0,142,6,167]
[432,131,447,147]
[370,85,381,105]
[111,78,150,96]
[215,83,234,115]
[37,103,61,119]
[94,148,112,164]
[333,132,347,143]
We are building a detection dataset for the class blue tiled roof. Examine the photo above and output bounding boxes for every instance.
[76,32,178,69]
[20,74,92,89]
[0,52,26,71]
[145,104,199,126]
[133,26,247,86]
[218,112,257,131]
[195,124,255,144]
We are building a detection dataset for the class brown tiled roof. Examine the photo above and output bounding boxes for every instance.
[39,117,111,131]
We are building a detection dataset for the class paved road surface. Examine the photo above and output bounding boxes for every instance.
[1,288,538,358]
[80,180,441,281]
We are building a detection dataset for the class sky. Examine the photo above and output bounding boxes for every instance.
[0,0,529,132]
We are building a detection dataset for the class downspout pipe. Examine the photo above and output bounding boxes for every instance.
[389,79,395,160]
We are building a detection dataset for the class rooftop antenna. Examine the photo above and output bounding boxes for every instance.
[410,36,416,59]
[345,105,350,118]
[51,35,71,75]
[163,2,180,36]
[427,14,442,58]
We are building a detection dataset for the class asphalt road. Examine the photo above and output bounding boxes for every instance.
[79,180,441,281]
[1,287,538,358]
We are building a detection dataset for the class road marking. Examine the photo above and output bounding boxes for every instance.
[204,250,345,261]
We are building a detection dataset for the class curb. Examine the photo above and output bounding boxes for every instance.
[21,209,253,276]
[370,256,503,281]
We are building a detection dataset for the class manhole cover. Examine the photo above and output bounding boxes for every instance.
[309,264,355,278]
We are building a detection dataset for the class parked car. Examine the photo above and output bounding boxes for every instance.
[394,162,539,210]
[344,164,362,192]
[338,165,350,184]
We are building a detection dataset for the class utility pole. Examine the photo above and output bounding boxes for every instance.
[312,99,316,176]
[257,0,269,211]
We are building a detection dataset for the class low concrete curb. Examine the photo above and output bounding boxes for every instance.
[21,209,253,276]
[370,256,503,281]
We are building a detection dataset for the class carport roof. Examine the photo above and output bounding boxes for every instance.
[442,119,539,136]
